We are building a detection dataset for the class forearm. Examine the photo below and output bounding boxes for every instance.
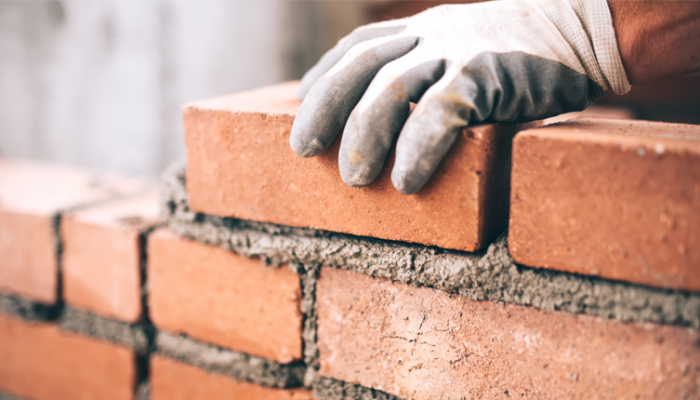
[608,0,700,84]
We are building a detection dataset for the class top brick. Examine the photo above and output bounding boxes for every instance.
[509,119,700,291]
[0,158,150,303]
[0,159,149,216]
[184,81,538,252]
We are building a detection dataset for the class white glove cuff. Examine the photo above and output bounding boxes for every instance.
[568,0,631,95]
[531,0,631,95]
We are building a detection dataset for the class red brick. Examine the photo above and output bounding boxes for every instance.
[150,355,313,400]
[62,190,160,322]
[0,312,136,400]
[316,267,700,400]
[509,119,700,291]
[148,229,303,363]
[0,211,55,304]
[183,81,539,252]
[0,159,149,303]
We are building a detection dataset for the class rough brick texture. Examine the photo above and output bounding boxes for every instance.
[62,190,160,322]
[316,267,700,400]
[0,313,136,400]
[183,81,539,252]
[510,119,700,291]
[150,355,312,400]
[148,228,303,363]
[0,159,148,303]
[0,211,55,304]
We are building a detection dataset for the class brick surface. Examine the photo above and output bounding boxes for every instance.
[62,190,160,322]
[184,81,538,252]
[0,312,136,400]
[148,229,303,363]
[316,267,700,400]
[509,119,700,291]
[150,355,313,400]
[0,159,149,304]
[543,105,634,125]
[0,211,55,304]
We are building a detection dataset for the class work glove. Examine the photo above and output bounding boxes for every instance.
[290,0,630,194]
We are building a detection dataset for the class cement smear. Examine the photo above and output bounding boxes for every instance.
[163,164,700,329]
[0,294,61,321]
[59,307,150,354]
[155,331,305,389]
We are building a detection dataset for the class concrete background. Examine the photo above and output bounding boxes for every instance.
[0,1,369,178]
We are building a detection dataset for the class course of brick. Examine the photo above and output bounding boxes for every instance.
[62,190,160,322]
[183,81,539,252]
[0,313,137,400]
[510,119,700,291]
[0,159,149,304]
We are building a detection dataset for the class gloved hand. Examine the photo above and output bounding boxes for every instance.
[290,0,630,194]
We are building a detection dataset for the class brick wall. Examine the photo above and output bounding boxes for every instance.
[1,82,698,400]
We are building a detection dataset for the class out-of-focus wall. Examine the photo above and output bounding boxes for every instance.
[0,1,368,178]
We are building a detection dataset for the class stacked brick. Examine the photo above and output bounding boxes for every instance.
[0,159,154,400]
[178,82,700,399]
[0,159,313,399]
[2,82,699,400]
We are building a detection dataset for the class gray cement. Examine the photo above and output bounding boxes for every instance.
[298,266,320,369]
[162,164,700,329]
[155,331,306,389]
[59,307,151,354]
[0,294,61,321]
[307,369,403,400]
[136,383,150,400]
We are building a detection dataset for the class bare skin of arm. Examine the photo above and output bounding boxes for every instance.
[609,0,700,84]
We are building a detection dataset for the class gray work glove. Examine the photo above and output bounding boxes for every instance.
[290,0,630,194]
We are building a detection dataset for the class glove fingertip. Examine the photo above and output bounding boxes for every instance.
[290,134,324,158]
[391,168,421,195]
[339,166,372,189]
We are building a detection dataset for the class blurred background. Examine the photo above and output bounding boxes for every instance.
[1,0,698,179]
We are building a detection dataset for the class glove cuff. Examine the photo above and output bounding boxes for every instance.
[531,0,631,95]
[567,0,631,95]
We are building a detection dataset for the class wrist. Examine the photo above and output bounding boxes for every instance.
[608,0,700,84]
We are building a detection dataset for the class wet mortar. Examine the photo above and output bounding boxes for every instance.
[155,331,306,389]
[163,163,700,329]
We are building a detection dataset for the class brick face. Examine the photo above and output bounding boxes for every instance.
[183,81,538,252]
[148,229,303,363]
[0,159,149,304]
[316,267,700,400]
[0,211,56,304]
[150,355,313,400]
[62,191,160,322]
[0,313,136,400]
[509,119,700,291]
